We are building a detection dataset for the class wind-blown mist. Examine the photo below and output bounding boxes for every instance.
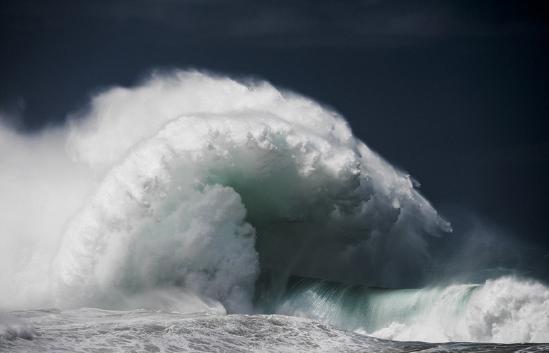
[1,71,548,344]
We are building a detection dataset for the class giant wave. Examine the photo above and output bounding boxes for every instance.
[1,70,548,347]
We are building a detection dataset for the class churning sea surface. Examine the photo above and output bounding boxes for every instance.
[1,308,548,353]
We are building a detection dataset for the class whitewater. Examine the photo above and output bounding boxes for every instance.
[1,70,548,352]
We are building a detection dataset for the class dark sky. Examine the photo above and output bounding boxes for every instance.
[1,0,549,251]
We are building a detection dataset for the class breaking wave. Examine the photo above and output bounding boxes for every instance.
[0,70,547,344]
[269,276,549,343]
[1,70,448,310]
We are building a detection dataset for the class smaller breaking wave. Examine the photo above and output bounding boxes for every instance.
[266,275,549,343]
